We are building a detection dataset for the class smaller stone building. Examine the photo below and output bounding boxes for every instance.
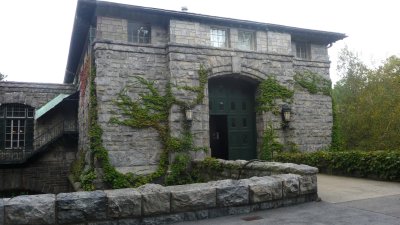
[0,82,78,194]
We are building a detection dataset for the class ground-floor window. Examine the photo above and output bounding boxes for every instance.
[0,104,34,150]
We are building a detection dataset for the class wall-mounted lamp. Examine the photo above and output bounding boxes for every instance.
[281,104,291,127]
[185,109,193,121]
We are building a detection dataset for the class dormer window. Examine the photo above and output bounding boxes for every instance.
[296,42,310,59]
[128,22,151,43]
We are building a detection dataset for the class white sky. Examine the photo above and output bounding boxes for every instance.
[0,0,399,84]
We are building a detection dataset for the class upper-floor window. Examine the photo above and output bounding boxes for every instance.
[238,30,255,51]
[128,22,151,44]
[210,28,228,48]
[0,104,34,150]
[296,42,310,59]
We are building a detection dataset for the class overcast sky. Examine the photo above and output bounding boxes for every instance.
[0,0,399,84]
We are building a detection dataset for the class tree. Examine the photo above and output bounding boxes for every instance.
[333,47,400,150]
[0,72,6,81]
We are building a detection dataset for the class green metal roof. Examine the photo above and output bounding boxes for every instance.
[35,94,71,120]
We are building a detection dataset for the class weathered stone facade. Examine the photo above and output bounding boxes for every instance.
[64,1,345,175]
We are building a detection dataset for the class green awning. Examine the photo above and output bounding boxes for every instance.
[34,94,71,120]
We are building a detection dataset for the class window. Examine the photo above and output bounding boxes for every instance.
[296,42,310,59]
[238,30,254,50]
[128,22,151,44]
[210,28,228,48]
[0,104,34,150]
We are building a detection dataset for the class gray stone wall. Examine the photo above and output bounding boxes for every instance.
[267,31,292,55]
[0,82,76,109]
[93,42,168,175]
[0,142,76,194]
[0,161,318,225]
[291,60,333,151]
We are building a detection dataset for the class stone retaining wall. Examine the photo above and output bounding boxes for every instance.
[0,162,318,225]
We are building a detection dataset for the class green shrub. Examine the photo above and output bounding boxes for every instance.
[275,150,400,181]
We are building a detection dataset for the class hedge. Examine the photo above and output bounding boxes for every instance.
[274,151,400,181]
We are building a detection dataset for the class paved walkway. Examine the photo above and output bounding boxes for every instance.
[176,174,400,225]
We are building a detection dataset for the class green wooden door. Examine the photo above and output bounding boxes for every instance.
[209,78,256,160]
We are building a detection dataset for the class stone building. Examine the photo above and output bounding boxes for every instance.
[0,0,345,192]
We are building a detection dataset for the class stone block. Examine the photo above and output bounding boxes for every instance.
[209,179,249,207]
[56,191,107,224]
[118,218,141,225]
[88,221,118,225]
[105,188,141,218]
[141,213,184,225]
[208,207,229,218]
[168,183,216,212]
[299,175,318,194]
[183,210,208,221]
[272,174,300,198]
[118,219,141,225]
[228,205,251,215]
[4,194,55,225]
[248,176,282,203]
[137,184,170,216]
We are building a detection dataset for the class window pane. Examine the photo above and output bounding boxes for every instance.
[128,22,151,43]
[238,31,254,50]
[210,28,226,48]
[27,108,34,118]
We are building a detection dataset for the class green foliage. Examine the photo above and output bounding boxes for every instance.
[330,98,343,151]
[0,72,6,81]
[105,65,209,187]
[275,151,400,180]
[256,77,294,113]
[333,47,400,150]
[260,125,283,160]
[165,153,193,185]
[294,70,332,96]
[80,170,96,191]
[71,151,86,182]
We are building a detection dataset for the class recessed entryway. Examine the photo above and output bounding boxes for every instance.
[208,76,257,160]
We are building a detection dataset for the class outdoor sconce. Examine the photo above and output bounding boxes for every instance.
[281,104,291,127]
[185,109,193,121]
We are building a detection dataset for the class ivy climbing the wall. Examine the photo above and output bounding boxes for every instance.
[294,70,332,96]
[254,76,293,160]
[80,65,209,190]
[256,77,294,114]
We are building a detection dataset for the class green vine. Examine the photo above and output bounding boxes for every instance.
[106,65,209,187]
[256,77,294,114]
[260,124,283,161]
[294,70,332,96]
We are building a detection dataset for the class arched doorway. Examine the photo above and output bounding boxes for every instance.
[208,76,257,160]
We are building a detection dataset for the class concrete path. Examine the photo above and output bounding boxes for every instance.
[176,174,400,225]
